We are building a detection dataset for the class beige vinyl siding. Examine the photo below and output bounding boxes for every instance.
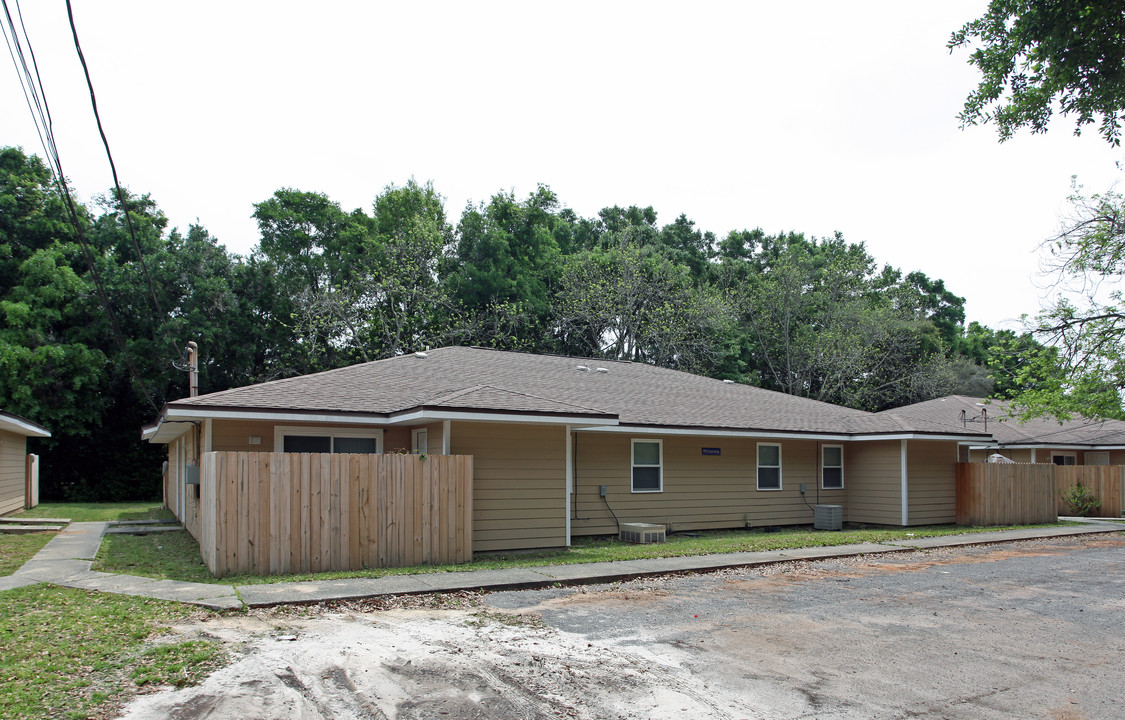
[572,435,844,536]
[211,420,408,453]
[968,448,1035,463]
[0,429,28,516]
[450,421,565,552]
[166,430,202,539]
[906,440,957,525]
[967,447,1035,463]
[967,448,1125,465]
[846,440,902,524]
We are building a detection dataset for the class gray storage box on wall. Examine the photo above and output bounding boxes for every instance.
[814,504,842,531]
[184,463,200,485]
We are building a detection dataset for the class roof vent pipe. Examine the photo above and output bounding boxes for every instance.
[186,341,199,397]
[414,351,428,359]
[596,367,609,373]
[576,365,589,371]
[723,379,735,384]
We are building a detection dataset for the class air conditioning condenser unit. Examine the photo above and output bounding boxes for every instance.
[619,522,666,544]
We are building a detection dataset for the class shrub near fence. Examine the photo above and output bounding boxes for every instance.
[200,451,472,578]
[1056,466,1124,517]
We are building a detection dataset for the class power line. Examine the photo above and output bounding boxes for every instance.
[1,0,160,410]
[65,0,188,370]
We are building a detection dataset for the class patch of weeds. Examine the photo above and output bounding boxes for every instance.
[0,585,223,719]
[131,640,225,687]
[474,609,545,629]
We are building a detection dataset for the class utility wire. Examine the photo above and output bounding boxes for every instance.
[1,0,160,410]
[65,0,188,370]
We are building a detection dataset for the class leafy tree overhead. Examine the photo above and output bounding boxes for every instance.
[444,186,566,349]
[1009,181,1125,418]
[950,0,1125,145]
[555,246,734,373]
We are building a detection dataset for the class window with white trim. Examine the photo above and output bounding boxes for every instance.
[821,445,844,489]
[757,443,781,490]
[274,426,383,454]
[631,439,662,492]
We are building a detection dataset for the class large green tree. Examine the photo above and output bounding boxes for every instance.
[950,0,1125,145]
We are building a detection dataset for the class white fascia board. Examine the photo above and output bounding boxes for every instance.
[386,409,617,427]
[579,425,984,443]
[0,415,51,438]
[156,406,616,433]
[990,441,1125,447]
[163,407,393,425]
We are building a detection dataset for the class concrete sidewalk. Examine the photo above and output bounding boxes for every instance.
[2,518,1121,610]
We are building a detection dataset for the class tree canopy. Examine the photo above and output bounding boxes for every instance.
[950,0,1125,145]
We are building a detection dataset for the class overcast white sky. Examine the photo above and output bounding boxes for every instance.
[3,1,1122,330]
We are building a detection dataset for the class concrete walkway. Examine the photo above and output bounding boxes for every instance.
[2,518,1121,611]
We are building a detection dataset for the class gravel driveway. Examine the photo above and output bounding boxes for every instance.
[117,534,1125,720]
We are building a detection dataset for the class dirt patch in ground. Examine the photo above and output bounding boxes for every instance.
[116,596,743,720]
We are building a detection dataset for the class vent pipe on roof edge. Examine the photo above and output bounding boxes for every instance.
[596,367,609,373]
[186,341,199,397]
[723,379,734,384]
[414,351,428,359]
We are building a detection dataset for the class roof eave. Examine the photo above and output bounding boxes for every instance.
[0,412,51,438]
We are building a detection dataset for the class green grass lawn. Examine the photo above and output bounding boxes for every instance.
[15,502,172,523]
[94,521,1085,586]
[0,585,224,720]
[0,532,55,575]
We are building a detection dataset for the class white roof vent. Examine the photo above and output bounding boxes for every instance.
[414,351,428,359]
[576,365,589,371]
[723,379,735,384]
[596,367,609,373]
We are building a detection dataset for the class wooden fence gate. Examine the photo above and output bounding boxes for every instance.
[200,451,472,577]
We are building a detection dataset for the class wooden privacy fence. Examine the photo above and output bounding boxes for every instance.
[200,452,472,578]
[1056,465,1125,517]
[956,462,1125,525]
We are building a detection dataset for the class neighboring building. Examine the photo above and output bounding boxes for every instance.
[0,410,50,515]
[879,395,1125,466]
[143,346,990,553]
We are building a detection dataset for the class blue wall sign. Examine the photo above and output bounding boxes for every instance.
[702,447,721,456]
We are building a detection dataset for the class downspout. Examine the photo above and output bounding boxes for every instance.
[565,425,573,547]
[900,439,909,526]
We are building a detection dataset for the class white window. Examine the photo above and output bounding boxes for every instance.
[631,439,662,492]
[1052,452,1077,466]
[274,426,383,454]
[757,443,782,490]
[821,445,844,489]
[1084,451,1109,466]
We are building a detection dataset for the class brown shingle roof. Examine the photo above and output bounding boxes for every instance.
[167,347,988,437]
[879,395,1125,446]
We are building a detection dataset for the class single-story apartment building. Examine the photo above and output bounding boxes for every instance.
[143,346,992,554]
[0,410,50,515]
[879,395,1125,466]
